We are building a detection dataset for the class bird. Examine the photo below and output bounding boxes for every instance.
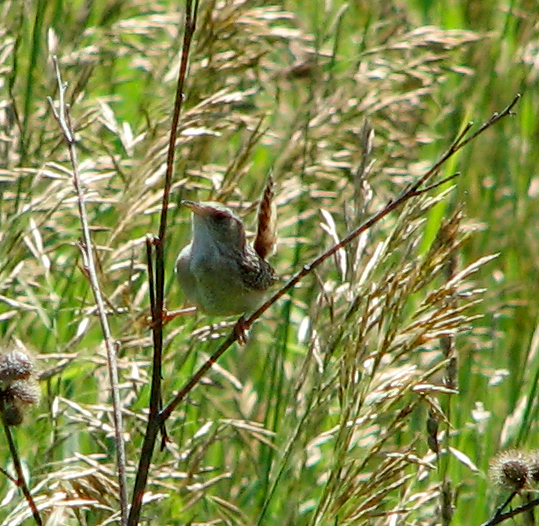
[175,200,277,319]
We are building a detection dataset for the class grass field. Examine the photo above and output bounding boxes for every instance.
[1,0,539,524]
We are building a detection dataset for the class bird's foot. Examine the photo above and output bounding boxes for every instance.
[234,315,249,345]
[160,420,172,451]
[163,306,197,323]
[145,306,197,328]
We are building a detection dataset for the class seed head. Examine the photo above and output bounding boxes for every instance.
[0,349,34,382]
[490,450,530,491]
[0,348,40,426]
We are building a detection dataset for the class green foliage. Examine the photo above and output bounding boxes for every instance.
[0,0,538,524]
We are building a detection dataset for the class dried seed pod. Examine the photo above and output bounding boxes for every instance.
[0,350,34,382]
[441,481,454,526]
[2,400,24,426]
[445,356,458,390]
[426,409,440,454]
[490,450,530,491]
[0,379,40,426]
[8,378,41,406]
[0,348,40,426]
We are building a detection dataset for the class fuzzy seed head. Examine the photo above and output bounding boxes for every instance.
[490,450,530,491]
[0,350,34,382]
[8,379,41,406]
[0,348,40,426]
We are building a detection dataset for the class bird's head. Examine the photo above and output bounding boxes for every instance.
[182,200,246,249]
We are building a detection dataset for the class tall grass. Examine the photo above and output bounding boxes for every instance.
[0,0,538,524]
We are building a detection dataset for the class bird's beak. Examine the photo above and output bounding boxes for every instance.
[181,200,210,217]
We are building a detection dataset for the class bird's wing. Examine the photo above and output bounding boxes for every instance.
[239,252,277,291]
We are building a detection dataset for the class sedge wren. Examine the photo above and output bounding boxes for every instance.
[175,200,277,317]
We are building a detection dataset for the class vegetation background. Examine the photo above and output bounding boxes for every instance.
[0,0,538,524]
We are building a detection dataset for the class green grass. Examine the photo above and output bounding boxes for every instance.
[1,0,539,524]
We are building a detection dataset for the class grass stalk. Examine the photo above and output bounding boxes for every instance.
[48,58,128,525]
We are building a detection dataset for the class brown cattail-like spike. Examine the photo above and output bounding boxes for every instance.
[254,175,277,260]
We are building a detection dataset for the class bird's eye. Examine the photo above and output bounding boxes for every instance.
[213,211,228,222]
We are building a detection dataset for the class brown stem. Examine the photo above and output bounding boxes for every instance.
[48,57,128,525]
[2,419,42,526]
[127,2,199,525]
[480,494,539,526]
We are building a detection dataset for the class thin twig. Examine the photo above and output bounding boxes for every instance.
[492,489,519,521]
[127,2,199,525]
[145,235,157,320]
[2,420,42,526]
[420,172,460,193]
[0,464,18,484]
[48,57,128,526]
[480,494,539,526]
[161,94,520,422]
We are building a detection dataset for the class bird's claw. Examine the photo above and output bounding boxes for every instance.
[145,306,198,328]
[234,316,249,345]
